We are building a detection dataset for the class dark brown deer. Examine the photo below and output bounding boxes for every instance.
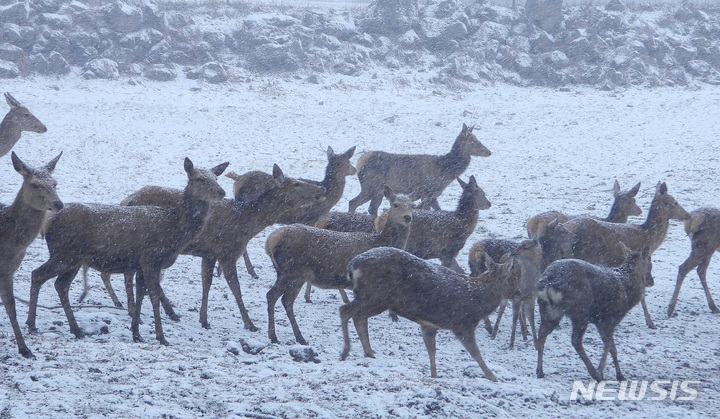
[667,207,720,317]
[526,180,641,240]
[348,123,491,216]
[340,247,516,381]
[0,93,47,158]
[468,238,543,348]
[559,182,690,329]
[536,243,654,381]
[26,158,228,345]
[265,186,413,345]
[0,152,62,358]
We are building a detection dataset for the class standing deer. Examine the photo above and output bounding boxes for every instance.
[527,180,642,240]
[1,93,47,158]
[1,152,63,358]
[340,247,516,381]
[559,182,690,329]
[667,207,720,317]
[26,158,228,345]
[265,186,413,345]
[536,243,654,381]
[348,123,491,216]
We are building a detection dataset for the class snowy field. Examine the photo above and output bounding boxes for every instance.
[1,74,719,418]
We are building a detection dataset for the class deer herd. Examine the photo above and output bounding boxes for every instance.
[1,92,718,383]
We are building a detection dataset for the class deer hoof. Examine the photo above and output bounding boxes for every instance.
[20,347,35,359]
[158,338,170,346]
[245,323,259,332]
[133,334,144,343]
[169,313,181,322]
[710,305,720,314]
[201,321,211,329]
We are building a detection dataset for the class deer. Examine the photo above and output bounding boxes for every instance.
[468,238,543,348]
[526,180,642,240]
[265,186,413,345]
[536,243,654,381]
[667,207,720,317]
[26,158,229,345]
[1,93,47,158]
[348,123,491,216]
[226,146,357,279]
[558,182,690,329]
[0,152,63,358]
[340,247,516,381]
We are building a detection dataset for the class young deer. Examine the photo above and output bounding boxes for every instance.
[226,146,357,278]
[265,186,413,345]
[0,152,62,358]
[469,239,543,347]
[1,93,47,158]
[536,243,654,381]
[560,182,690,329]
[348,123,491,216]
[667,207,720,317]
[375,175,490,273]
[340,248,516,381]
[526,180,642,240]
[27,158,228,345]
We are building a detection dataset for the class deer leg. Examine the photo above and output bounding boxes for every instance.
[453,329,497,382]
[535,311,561,379]
[509,300,522,348]
[219,256,258,332]
[367,193,384,218]
[697,257,719,313]
[338,289,350,303]
[429,197,441,211]
[420,325,439,378]
[131,272,146,342]
[348,188,374,214]
[303,283,313,303]
[280,279,308,345]
[143,266,168,346]
[639,296,656,329]
[483,316,493,335]
[491,299,508,338]
[242,250,259,280]
[199,256,216,329]
[78,264,91,304]
[668,247,702,317]
[123,272,136,318]
[340,301,355,360]
[597,325,625,381]
[353,315,375,359]
[156,270,179,321]
[27,258,70,333]
[266,272,293,343]
[525,296,539,348]
[54,268,84,339]
[519,302,530,342]
[570,321,601,381]
[0,275,33,358]
[99,272,123,308]
[346,299,385,359]
[442,256,466,275]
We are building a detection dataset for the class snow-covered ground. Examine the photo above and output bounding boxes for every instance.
[1,74,719,418]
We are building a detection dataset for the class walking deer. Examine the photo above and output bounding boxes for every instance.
[348,123,491,216]
[340,248,516,381]
[667,207,720,317]
[26,158,228,345]
[1,152,62,358]
[468,239,543,347]
[536,243,654,381]
[265,186,413,345]
[1,93,47,158]
[526,180,642,240]
[559,182,690,329]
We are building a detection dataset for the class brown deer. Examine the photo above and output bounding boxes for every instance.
[536,243,654,381]
[340,247,516,381]
[1,93,47,158]
[667,207,720,317]
[226,146,357,278]
[1,152,63,358]
[265,186,413,345]
[348,123,491,216]
[26,158,229,345]
[559,182,690,329]
[468,238,543,348]
[526,180,642,240]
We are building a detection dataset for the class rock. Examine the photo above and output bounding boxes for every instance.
[418,17,468,48]
[674,45,697,65]
[525,0,564,33]
[146,39,172,64]
[0,2,30,25]
[38,13,72,30]
[514,53,534,77]
[239,337,266,355]
[541,50,569,68]
[306,73,321,84]
[249,42,301,72]
[203,31,227,49]
[686,60,720,84]
[477,21,509,42]
[0,43,24,62]
[674,4,704,22]
[2,24,35,49]
[143,65,175,81]
[567,37,598,63]
[119,29,164,59]
[186,62,227,84]
[605,0,628,13]
[364,0,419,35]
[82,58,119,79]
[529,31,555,54]
[31,0,60,13]
[289,346,320,363]
[0,60,20,78]
[47,50,70,74]
[104,1,144,34]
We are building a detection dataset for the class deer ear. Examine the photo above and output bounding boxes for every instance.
[5,92,20,108]
[272,164,285,183]
[456,176,467,188]
[383,185,396,202]
[11,152,30,176]
[629,182,641,197]
[483,252,498,271]
[211,162,229,176]
[655,181,667,196]
[45,151,62,174]
[327,146,334,158]
[184,157,194,175]
[613,179,620,197]
[468,175,478,187]
[344,146,356,158]
[461,123,468,133]
[619,241,632,256]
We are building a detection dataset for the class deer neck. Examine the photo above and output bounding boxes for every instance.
[176,188,211,245]
[639,200,670,253]
[0,113,21,155]
[439,142,472,175]
[377,221,411,250]
[454,190,479,224]
[616,262,646,307]
[235,186,291,232]
[604,201,629,223]
[320,163,345,204]
[6,189,46,247]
